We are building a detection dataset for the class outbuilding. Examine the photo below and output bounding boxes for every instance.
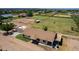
[23,28,63,48]
[18,13,27,17]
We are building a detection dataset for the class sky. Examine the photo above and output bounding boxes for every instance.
[0,0,79,8]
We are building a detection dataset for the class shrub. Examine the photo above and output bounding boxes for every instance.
[16,34,31,42]
[43,25,48,31]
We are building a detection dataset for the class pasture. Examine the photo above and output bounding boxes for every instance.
[31,15,79,36]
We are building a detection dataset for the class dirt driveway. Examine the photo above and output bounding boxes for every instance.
[0,32,45,51]
[65,38,79,51]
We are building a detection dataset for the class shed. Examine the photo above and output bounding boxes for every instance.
[18,13,27,17]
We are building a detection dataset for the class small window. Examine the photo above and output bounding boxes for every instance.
[32,40,39,45]
[36,38,40,41]
[43,40,46,43]
[47,41,52,46]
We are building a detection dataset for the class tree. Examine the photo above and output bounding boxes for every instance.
[0,15,4,25]
[27,10,33,17]
[0,23,15,34]
[71,15,79,32]
[43,25,48,31]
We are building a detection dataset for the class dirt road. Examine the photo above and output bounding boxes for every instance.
[0,33,45,51]
[62,38,79,51]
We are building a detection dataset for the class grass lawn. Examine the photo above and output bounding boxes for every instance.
[16,34,31,42]
[31,15,79,36]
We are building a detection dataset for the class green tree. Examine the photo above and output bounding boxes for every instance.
[43,25,48,31]
[27,10,33,17]
[0,23,15,34]
[0,15,4,25]
[71,15,79,32]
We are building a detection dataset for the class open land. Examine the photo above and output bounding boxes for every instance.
[32,15,79,36]
[0,13,79,51]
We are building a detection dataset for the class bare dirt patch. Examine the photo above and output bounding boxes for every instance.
[0,32,45,51]
[12,18,34,27]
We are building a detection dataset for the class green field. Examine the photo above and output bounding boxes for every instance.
[31,15,79,36]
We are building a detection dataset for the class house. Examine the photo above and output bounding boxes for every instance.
[23,28,63,48]
[18,13,27,17]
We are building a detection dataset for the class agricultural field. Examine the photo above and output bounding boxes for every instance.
[31,15,79,36]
